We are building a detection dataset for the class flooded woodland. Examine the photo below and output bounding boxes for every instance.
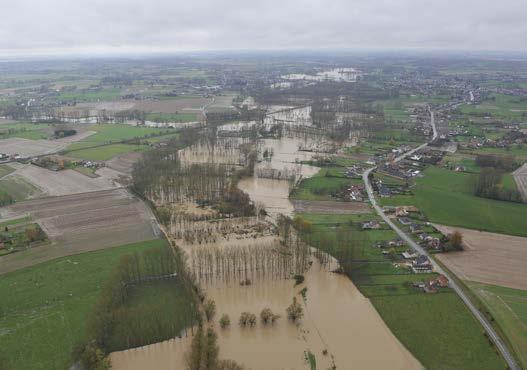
[111,106,422,369]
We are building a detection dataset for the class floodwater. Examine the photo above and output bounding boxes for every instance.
[111,259,421,370]
[238,136,320,217]
[282,68,361,83]
[110,106,422,370]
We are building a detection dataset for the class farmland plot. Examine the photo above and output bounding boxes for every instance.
[0,188,158,274]
[435,224,527,290]
[12,164,119,196]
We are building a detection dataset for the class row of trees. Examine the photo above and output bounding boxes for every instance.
[132,131,256,216]
[189,237,310,285]
[472,168,523,203]
[74,245,200,369]
[186,326,244,370]
[475,154,517,172]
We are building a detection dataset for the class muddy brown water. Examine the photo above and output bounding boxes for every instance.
[110,111,422,369]
[111,258,421,370]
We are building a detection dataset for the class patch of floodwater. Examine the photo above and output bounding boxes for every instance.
[110,259,421,370]
[282,68,361,82]
[264,106,312,127]
[110,121,422,370]
[238,136,320,217]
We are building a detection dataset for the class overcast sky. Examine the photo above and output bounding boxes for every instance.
[1,0,526,56]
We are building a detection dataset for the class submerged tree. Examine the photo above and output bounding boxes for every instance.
[260,308,280,325]
[204,299,216,322]
[286,297,303,322]
[239,312,257,327]
[219,314,231,329]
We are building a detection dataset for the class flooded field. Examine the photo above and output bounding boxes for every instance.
[111,105,422,369]
[239,135,320,216]
[178,136,250,166]
[112,258,421,370]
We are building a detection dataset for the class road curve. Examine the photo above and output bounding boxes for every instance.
[362,109,520,370]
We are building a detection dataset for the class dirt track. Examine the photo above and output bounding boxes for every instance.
[435,224,527,290]
[293,199,371,214]
[0,189,158,274]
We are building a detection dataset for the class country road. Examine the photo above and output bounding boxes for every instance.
[362,109,520,370]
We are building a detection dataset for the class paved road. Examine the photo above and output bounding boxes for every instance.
[362,109,520,370]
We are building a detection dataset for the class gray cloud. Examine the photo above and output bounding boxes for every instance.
[0,0,526,55]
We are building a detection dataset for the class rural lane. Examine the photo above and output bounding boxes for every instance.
[362,109,520,370]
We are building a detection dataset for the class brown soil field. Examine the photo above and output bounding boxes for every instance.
[435,224,527,290]
[0,188,158,274]
[133,97,211,113]
[293,199,371,214]
[0,138,66,157]
[105,151,142,175]
[59,101,136,115]
[0,131,94,157]
[13,164,118,196]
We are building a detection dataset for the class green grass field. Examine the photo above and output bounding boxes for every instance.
[0,122,51,140]
[380,166,527,236]
[0,165,14,178]
[66,124,173,150]
[467,282,527,369]
[0,239,167,370]
[291,167,352,200]
[372,293,506,370]
[463,145,527,161]
[108,279,194,351]
[145,112,197,123]
[69,143,149,161]
[0,175,41,202]
[459,93,527,121]
[56,87,121,102]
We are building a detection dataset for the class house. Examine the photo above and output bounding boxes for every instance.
[434,274,449,288]
[382,206,396,214]
[410,224,424,234]
[398,217,412,226]
[418,233,430,241]
[378,186,392,197]
[361,221,381,230]
[402,250,418,259]
[388,239,405,247]
[426,237,441,250]
[412,255,433,273]
[423,283,438,294]
[395,207,408,217]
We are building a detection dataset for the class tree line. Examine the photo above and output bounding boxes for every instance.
[74,245,200,369]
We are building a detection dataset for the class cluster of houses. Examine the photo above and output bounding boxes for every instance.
[374,235,435,274]
[377,162,423,181]
[345,165,365,178]
[346,184,365,201]
[413,274,449,294]
[371,178,407,199]
[400,250,435,274]
[463,131,527,151]
[396,216,443,251]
